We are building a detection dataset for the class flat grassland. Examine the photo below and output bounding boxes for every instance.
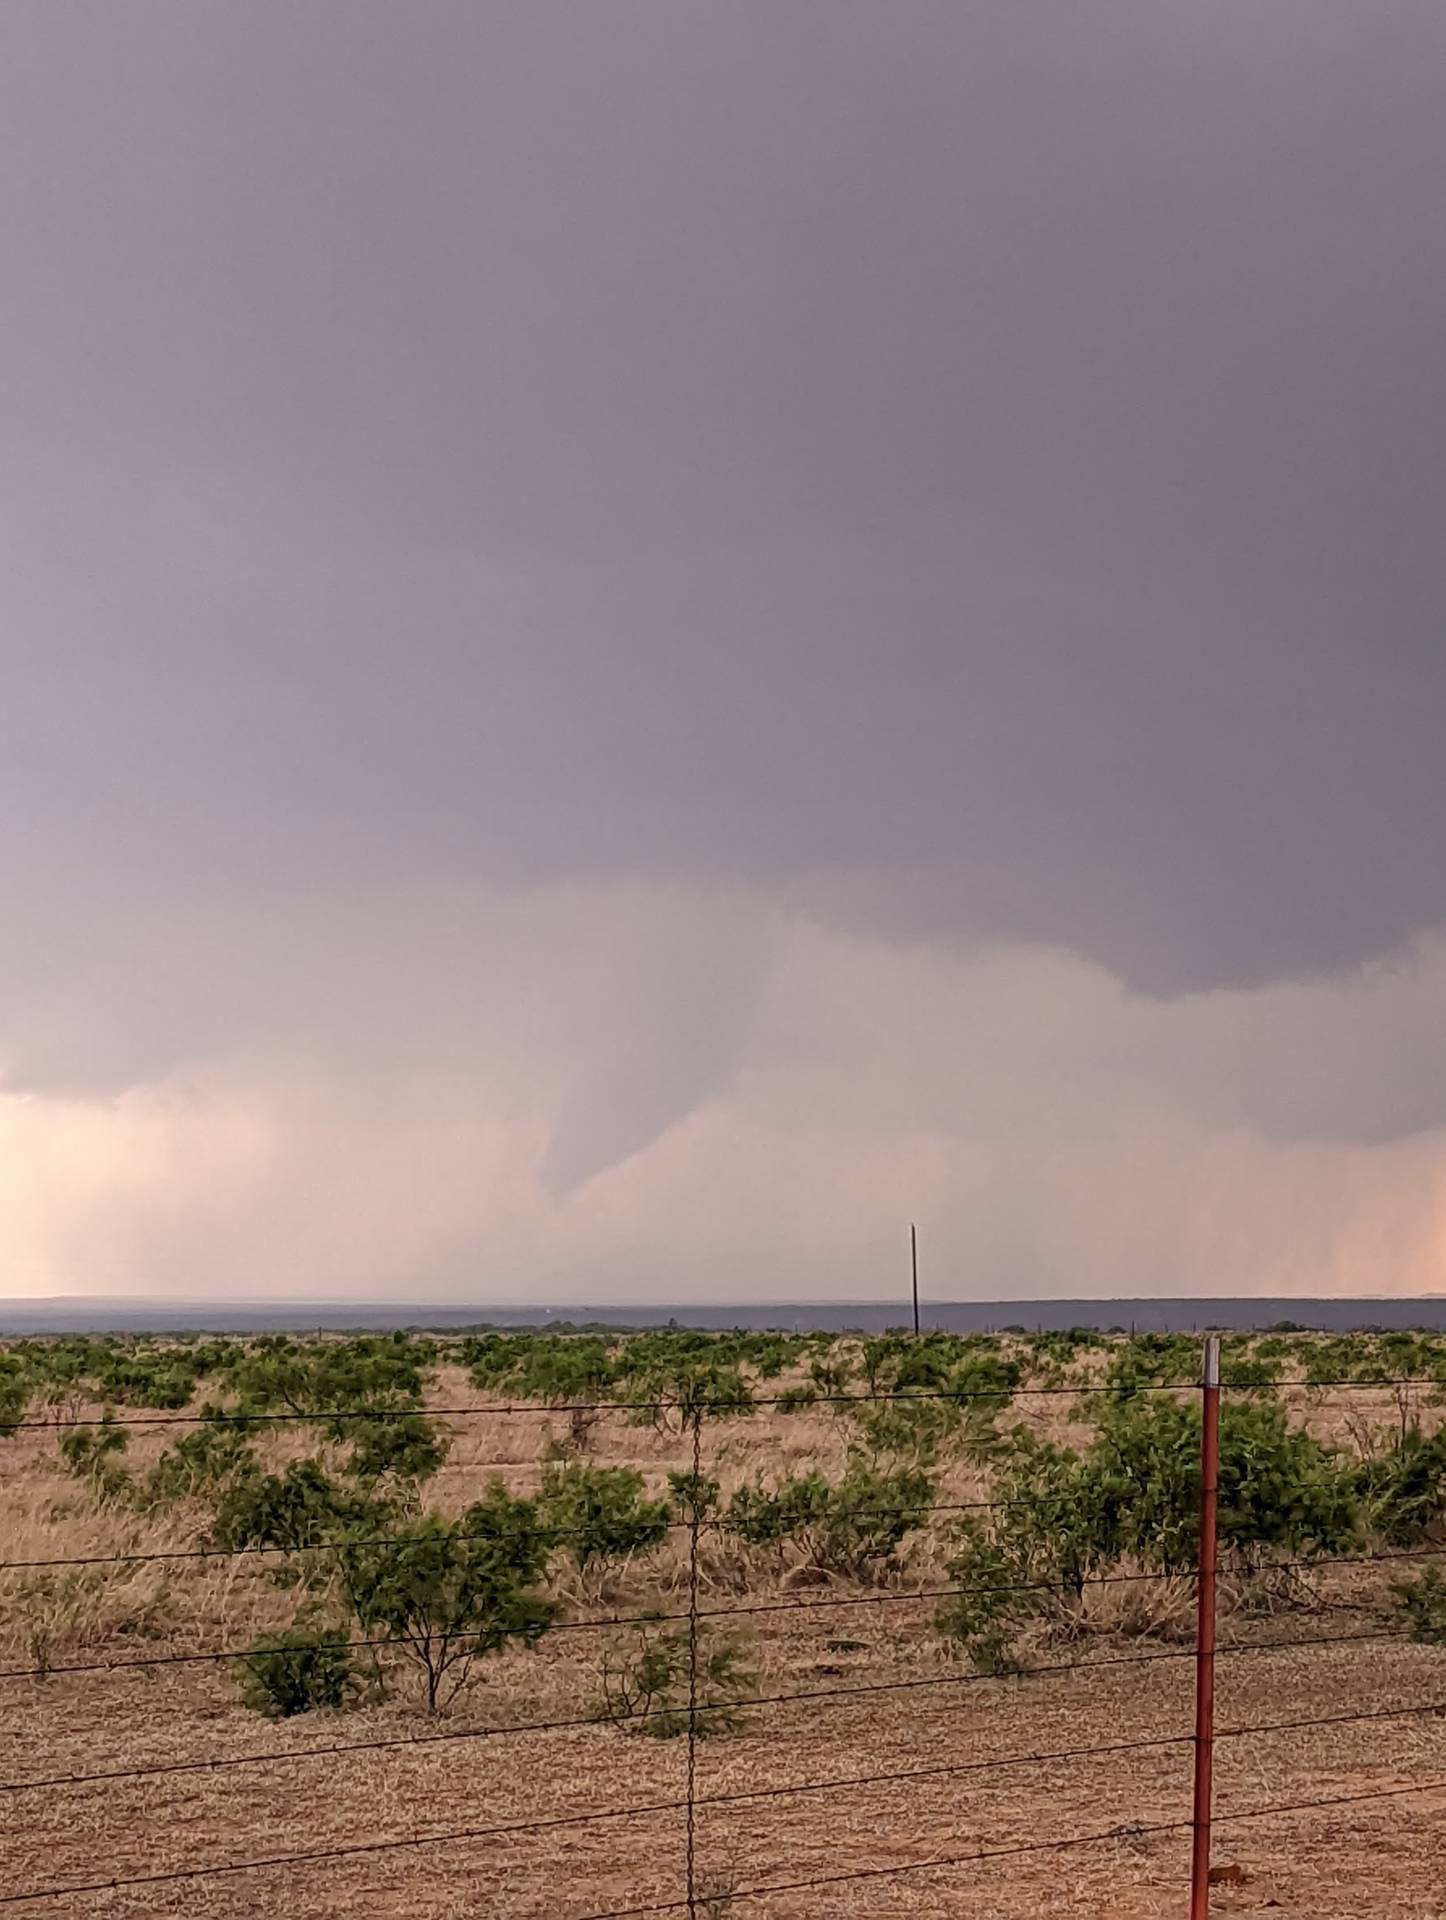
[2,1328,1444,1917]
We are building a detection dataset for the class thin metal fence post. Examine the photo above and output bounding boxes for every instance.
[1189,1335,1221,1919]
[685,1403,702,1918]
[911,1224,920,1337]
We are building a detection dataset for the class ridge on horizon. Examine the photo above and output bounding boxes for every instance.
[4,1294,1445,1337]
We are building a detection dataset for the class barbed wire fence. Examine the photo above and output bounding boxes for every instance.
[0,1349,1443,1913]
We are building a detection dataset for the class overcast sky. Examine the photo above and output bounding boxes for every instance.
[3,3,1445,1303]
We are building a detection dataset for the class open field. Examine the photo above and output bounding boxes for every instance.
[3,1328,1445,1916]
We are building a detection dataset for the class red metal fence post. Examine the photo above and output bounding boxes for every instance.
[1189,1333,1221,1919]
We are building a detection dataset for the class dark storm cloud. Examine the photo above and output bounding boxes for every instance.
[3,0,1445,1011]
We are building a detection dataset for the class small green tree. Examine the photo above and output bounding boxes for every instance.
[724,1472,832,1555]
[338,1487,554,1711]
[850,1394,958,1463]
[1023,1329,1102,1386]
[1303,1336,1386,1388]
[1091,1395,1357,1572]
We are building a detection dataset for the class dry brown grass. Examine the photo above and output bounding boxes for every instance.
[1,1353,1444,1915]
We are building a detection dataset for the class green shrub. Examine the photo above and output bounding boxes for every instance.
[850,1353,1017,1464]
[1356,1429,1446,1546]
[735,1333,807,1380]
[1103,1334,1202,1395]
[1377,1333,1442,1381]
[537,1460,671,1571]
[462,1333,621,1448]
[463,1333,618,1404]
[935,1435,1102,1670]
[723,1472,831,1552]
[1022,1328,1102,1387]
[849,1394,956,1462]
[223,1334,430,1419]
[666,1469,720,1526]
[859,1331,977,1395]
[808,1457,935,1577]
[139,1419,258,1509]
[1095,1395,1357,1570]
[462,1328,808,1433]
[936,1396,1358,1670]
[1303,1337,1386,1388]
[723,1456,933,1579]
[614,1347,754,1434]
[240,1624,359,1718]
[341,1413,448,1485]
[806,1352,855,1400]
[775,1385,819,1414]
[1393,1567,1446,1644]
[210,1460,390,1556]
[1028,1328,1101,1364]
[0,1351,33,1434]
[944,1352,1020,1449]
[593,1619,753,1738]
[58,1418,131,1502]
[1219,1338,1284,1392]
[92,1351,202,1409]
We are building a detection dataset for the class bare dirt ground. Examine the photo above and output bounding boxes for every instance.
[2,1372,1444,1917]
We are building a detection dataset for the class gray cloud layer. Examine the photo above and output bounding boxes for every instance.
[2,5,1444,1297]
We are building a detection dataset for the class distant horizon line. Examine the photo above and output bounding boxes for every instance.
[4,1291,1444,1307]
[8,1294,1446,1337]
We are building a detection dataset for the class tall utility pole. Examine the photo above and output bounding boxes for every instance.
[910,1223,920,1336]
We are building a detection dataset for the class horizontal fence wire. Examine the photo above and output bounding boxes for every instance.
[1,1739,1201,1907]
[5,1681,1443,1804]
[2,1545,1437,1685]
[5,1371,1441,1433]
[0,1626,1423,1799]
[7,1769,1446,1912]
[0,1724,1193,1806]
